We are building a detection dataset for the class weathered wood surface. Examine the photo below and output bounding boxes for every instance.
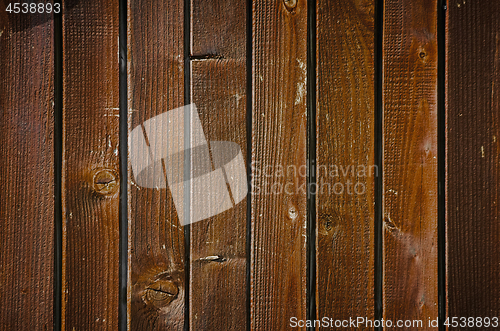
[190,0,248,329]
[446,0,500,322]
[316,0,376,324]
[251,0,308,329]
[0,6,54,330]
[62,0,120,329]
[4,0,500,329]
[127,0,186,329]
[382,0,439,327]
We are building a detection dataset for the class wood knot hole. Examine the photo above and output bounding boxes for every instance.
[145,279,179,308]
[419,51,426,59]
[288,205,298,220]
[92,168,118,195]
[283,0,297,11]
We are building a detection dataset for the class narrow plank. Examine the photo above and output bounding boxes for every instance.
[0,7,54,330]
[446,0,500,321]
[316,0,376,324]
[62,0,120,329]
[251,0,308,329]
[190,0,247,329]
[382,0,439,327]
[127,0,186,329]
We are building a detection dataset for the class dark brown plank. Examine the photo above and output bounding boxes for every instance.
[62,0,120,329]
[251,0,308,329]
[382,0,438,327]
[191,0,246,59]
[190,0,247,329]
[127,0,186,329]
[189,59,247,331]
[316,0,376,324]
[446,0,500,323]
[0,7,54,330]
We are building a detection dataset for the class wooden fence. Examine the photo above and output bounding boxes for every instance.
[1,0,498,330]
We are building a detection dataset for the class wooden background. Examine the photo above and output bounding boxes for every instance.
[0,0,498,330]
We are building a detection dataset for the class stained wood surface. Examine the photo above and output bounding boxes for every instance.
[382,0,438,327]
[0,7,54,330]
[316,0,376,324]
[4,1,500,329]
[251,0,308,329]
[446,0,500,322]
[189,0,248,329]
[127,0,186,329]
[62,0,120,329]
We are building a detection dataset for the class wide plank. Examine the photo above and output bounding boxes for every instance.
[316,0,376,325]
[61,0,120,329]
[382,0,439,328]
[446,0,500,322]
[189,0,247,328]
[127,0,186,329]
[251,0,308,329]
[0,6,54,330]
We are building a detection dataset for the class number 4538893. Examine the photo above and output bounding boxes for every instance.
[6,3,60,14]
[444,317,499,328]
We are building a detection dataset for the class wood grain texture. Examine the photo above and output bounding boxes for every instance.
[189,59,247,331]
[62,0,120,329]
[446,0,500,322]
[190,0,247,329]
[191,0,246,59]
[382,0,438,327]
[0,7,54,330]
[251,0,308,329]
[316,0,375,324]
[127,0,186,329]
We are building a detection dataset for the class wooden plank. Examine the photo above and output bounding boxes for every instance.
[189,0,248,329]
[0,7,54,330]
[382,0,438,326]
[61,0,120,329]
[191,0,246,59]
[189,60,247,331]
[316,0,376,324]
[446,0,500,321]
[127,0,186,329]
[251,0,308,329]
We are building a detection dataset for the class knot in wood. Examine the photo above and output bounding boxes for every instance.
[92,168,118,195]
[283,0,297,11]
[288,205,298,220]
[144,279,179,308]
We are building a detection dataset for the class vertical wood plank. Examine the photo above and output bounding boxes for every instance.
[316,0,376,324]
[251,0,308,329]
[0,8,54,330]
[62,0,120,329]
[190,0,248,329]
[382,0,438,327]
[127,0,186,329]
[446,0,500,321]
